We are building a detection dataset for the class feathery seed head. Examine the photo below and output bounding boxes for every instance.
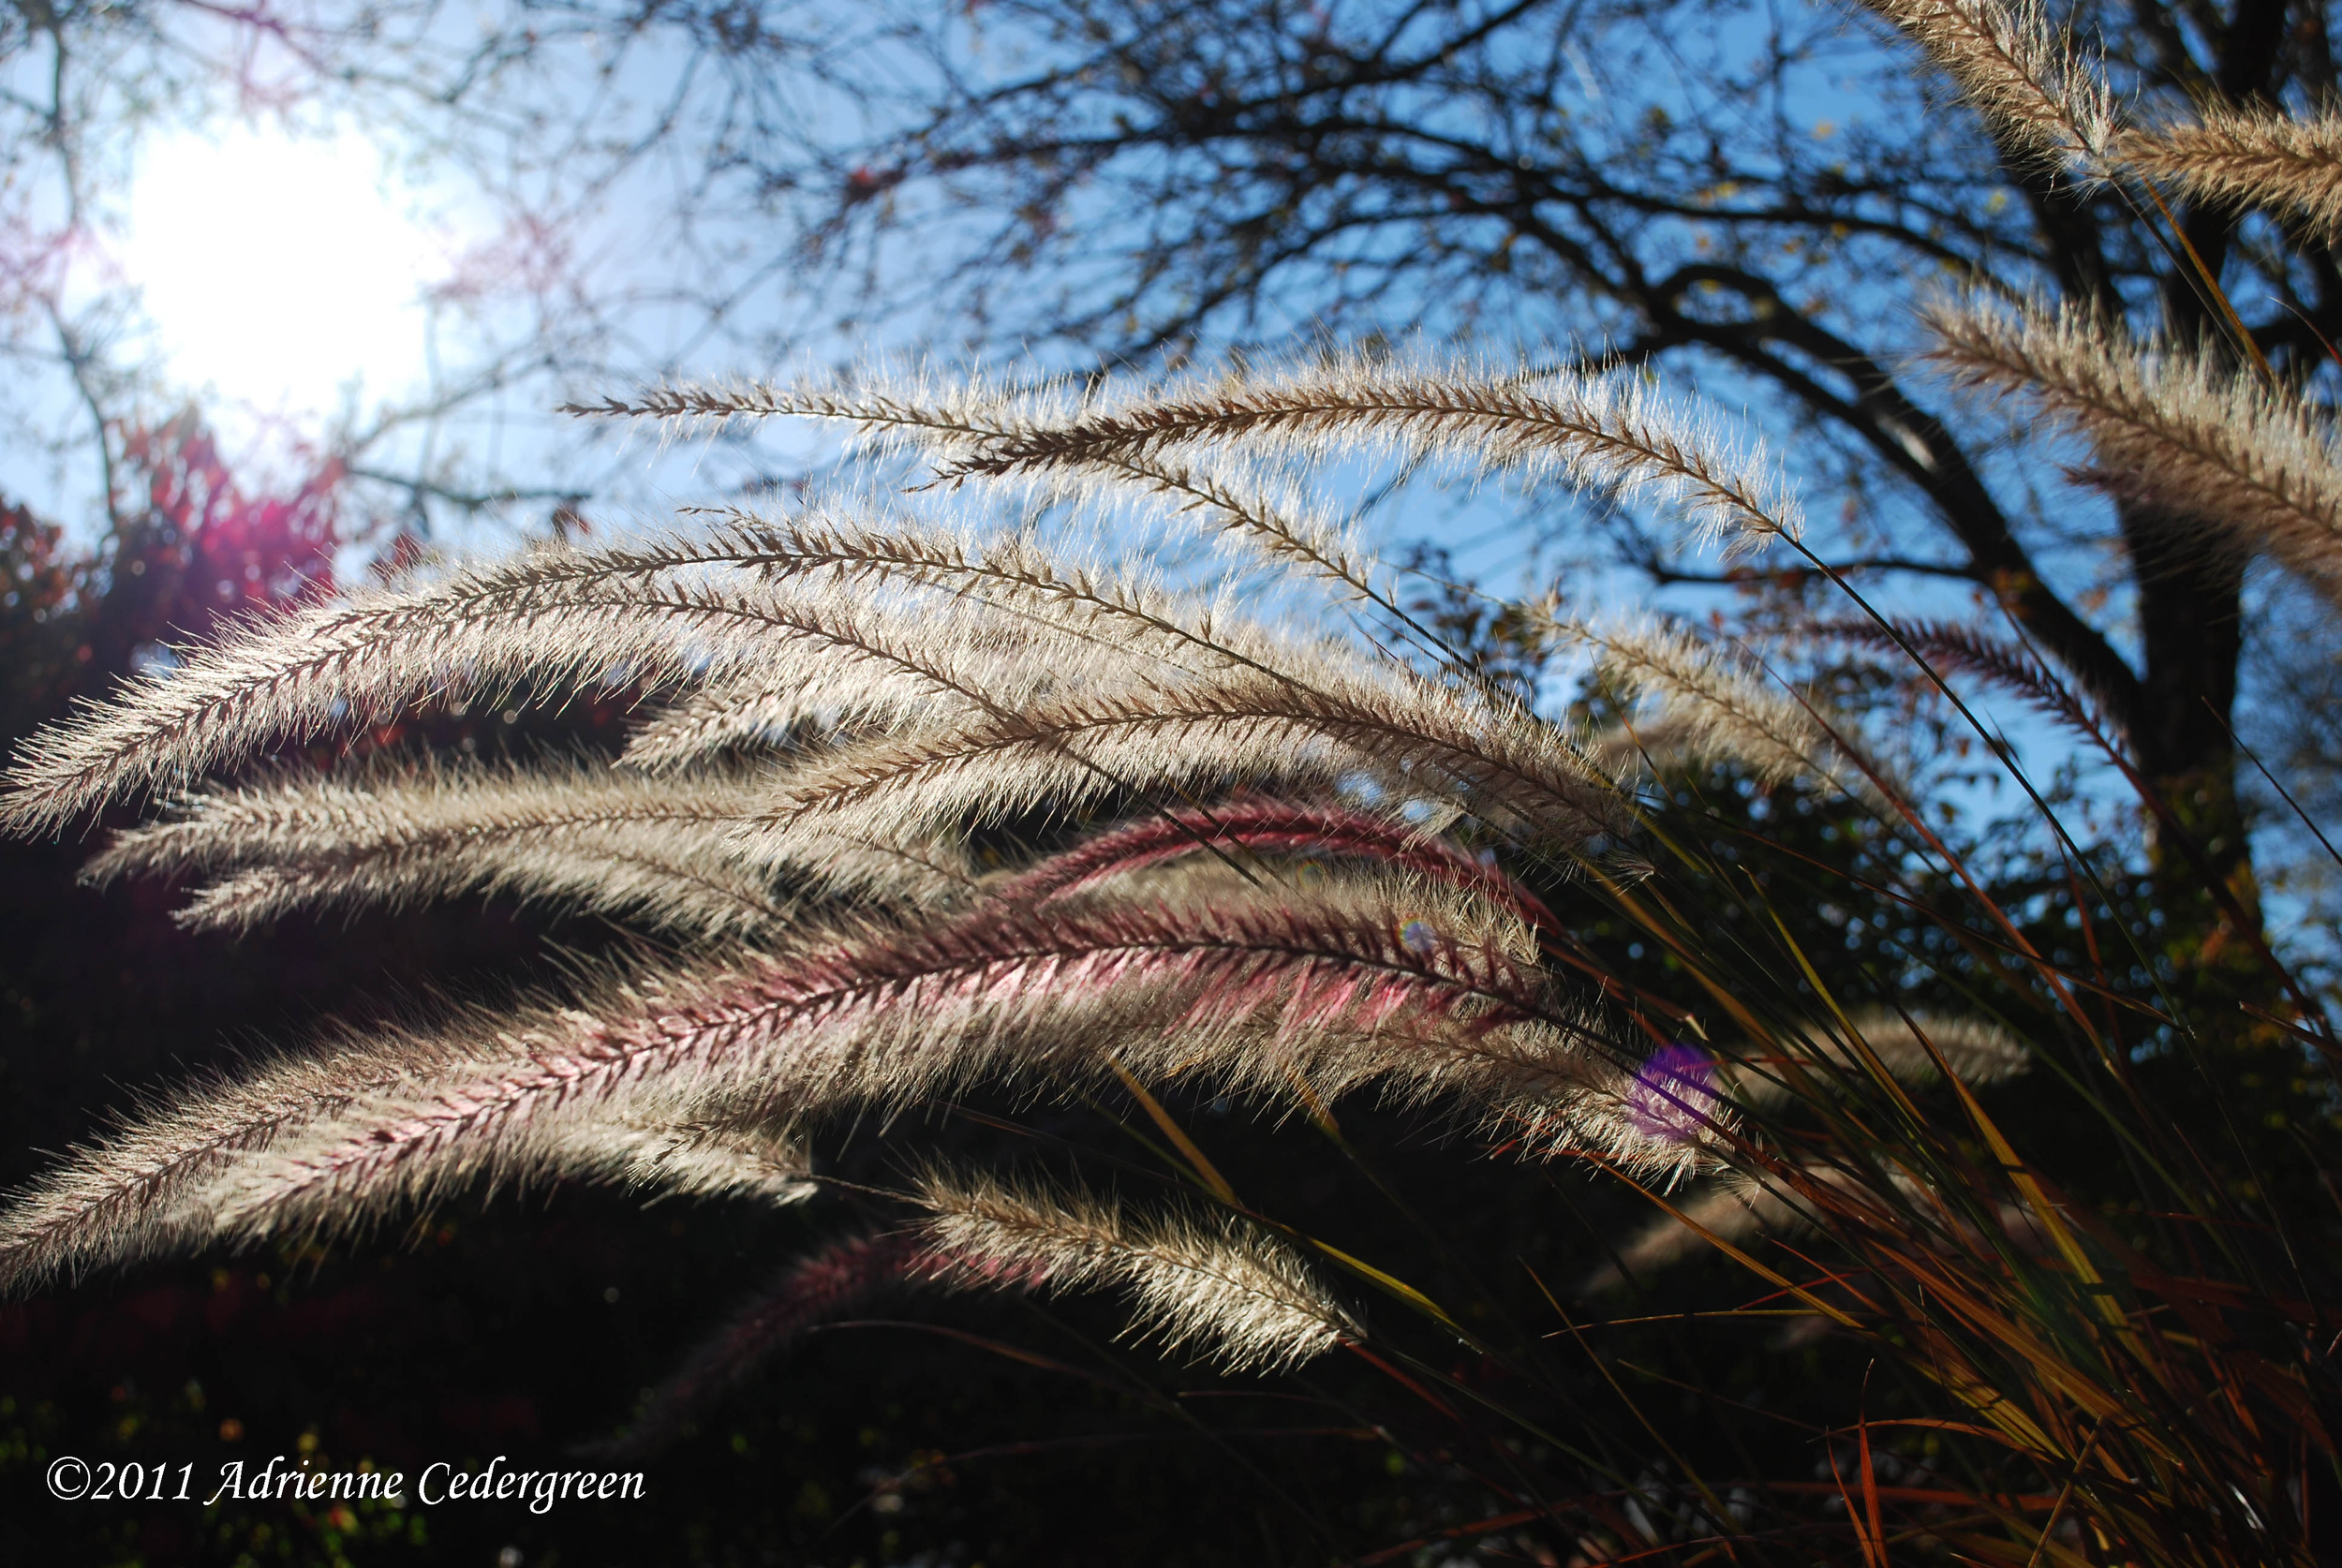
[1920,294,2342,604]
[909,1167,1356,1372]
[1626,1043,1724,1146]
[89,757,815,939]
[1855,0,2114,171]
[931,355,1805,558]
[1577,617,1898,802]
[0,868,1610,1283]
[0,355,1742,1349]
[2110,111,2342,242]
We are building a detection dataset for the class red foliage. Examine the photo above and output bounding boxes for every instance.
[0,496,75,648]
[118,411,343,636]
[0,497,71,621]
[0,498,85,725]
[0,413,353,727]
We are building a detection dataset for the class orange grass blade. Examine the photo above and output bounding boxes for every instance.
[1106,1058,1239,1205]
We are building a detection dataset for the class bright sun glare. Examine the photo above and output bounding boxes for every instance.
[115,126,448,419]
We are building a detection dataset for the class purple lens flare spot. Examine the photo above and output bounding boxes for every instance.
[1626,1043,1721,1144]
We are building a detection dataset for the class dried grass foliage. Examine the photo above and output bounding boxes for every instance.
[751,664,1619,854]
[1855,0,2342,265]
[0,998,816,1293]
[612,1169,1356,1453]
[0,544,1009,836]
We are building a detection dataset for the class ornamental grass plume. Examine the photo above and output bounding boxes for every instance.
[1854,0,2113,170]
[13,17,2342,1556]
[84,757,816,938]
[0,871,1615,1294]
[906,1167,1357,1373]
[609,1170,1350,1456]
[1577,616,1900,801]
[1919,295,2342,603]
[2113,110,2342,243]
[0,339,1860,1314]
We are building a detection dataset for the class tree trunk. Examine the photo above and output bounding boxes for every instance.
[2122,500,2277,1040]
